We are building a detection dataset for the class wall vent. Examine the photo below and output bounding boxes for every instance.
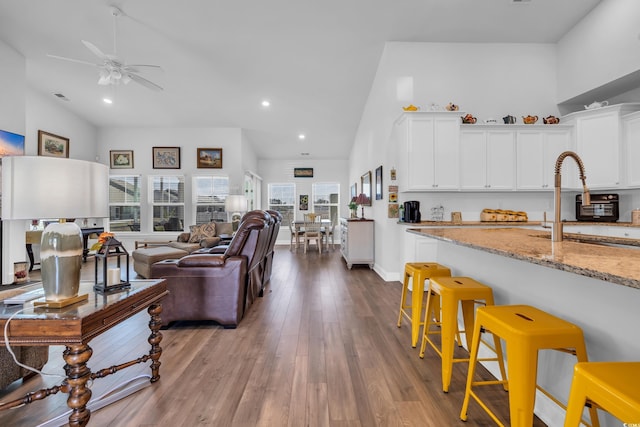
[53,93,70,101]
[511,0,532,3]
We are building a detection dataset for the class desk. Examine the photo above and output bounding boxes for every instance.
[0,279,168,427]
[26,230,43,271]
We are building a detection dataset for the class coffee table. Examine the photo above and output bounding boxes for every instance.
[0,279,168,427]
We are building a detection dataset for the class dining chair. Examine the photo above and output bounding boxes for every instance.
[303,216,323,253]
[287,213,304,250]
[322,219,336,249]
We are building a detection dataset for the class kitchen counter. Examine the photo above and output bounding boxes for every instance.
[400,220,640,228]
[408,227,640,289]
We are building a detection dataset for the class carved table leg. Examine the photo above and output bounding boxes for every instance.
[63,344,93,427]
[148,303,163,383]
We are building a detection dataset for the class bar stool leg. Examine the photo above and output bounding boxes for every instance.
[440,292,459,393]
[460,320,484,422]
[409,270,425,347]
[397,271,411,327]
[505,340,539,427]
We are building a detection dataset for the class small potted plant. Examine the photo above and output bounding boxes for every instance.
[348,200,358,218]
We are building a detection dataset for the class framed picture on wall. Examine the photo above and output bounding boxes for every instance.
[110,150,134,169]
[300,194,309,210]
[294,167,314,178]
[37,130,69,158]
[152,146,181,169]
[360,171,372,206]
[350,183,357,200]
[197,148,223,168]
[375,165,383,200]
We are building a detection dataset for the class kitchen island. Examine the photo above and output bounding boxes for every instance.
[406,227,639,427]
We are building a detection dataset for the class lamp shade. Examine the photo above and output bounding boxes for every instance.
[225,195,247,213]
[1,156,109,220]
[355,193,369,206]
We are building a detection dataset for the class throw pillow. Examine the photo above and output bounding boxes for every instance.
[188,222,217,243]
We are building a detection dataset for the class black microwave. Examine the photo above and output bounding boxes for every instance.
[575,193,619,222]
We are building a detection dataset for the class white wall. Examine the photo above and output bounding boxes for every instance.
[556,0,640,103]
[97,127,255,250]
[26,87,98,160]
[0,38,27,284]
[258,158,349,244]
[351,42,559,281]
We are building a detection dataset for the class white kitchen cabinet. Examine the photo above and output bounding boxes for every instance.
[395,112,461,191]
[340,218,374,269]
[516,127,572,190]
[562,103,640,189]
[460,128,515,190]
[624,111,640,188]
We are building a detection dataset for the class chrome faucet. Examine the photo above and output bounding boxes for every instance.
[553,151,590,242]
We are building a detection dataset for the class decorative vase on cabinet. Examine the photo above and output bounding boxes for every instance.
[340,218,374,269]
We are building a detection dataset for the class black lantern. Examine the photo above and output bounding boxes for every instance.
[94,237,131,292]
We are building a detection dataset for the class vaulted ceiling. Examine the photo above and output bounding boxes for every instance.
[0,0,601,160]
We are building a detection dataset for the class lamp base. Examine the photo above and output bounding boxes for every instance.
[34,293,89,308]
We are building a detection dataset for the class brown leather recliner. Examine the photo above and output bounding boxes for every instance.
[262,210,282,289]
[150,215,268,328]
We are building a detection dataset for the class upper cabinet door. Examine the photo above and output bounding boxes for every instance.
[396,112,461,191]
[460,128,515,190]
[516,128,571,190]
[625,112,640,188]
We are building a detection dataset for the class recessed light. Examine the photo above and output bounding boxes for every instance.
[103,98,113,104]
[298,134,306,140]
[261,100,270,107]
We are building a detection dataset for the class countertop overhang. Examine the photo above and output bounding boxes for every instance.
[408,227,640,290]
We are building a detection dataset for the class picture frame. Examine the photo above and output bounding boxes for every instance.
[152,146,181,169]
[360,171,372,206]
[350,183,357,201]
[37,130,69,158]
[299,194,309,210]
[110,150,134,169]
[0,129,25,158]
[294,167,314,178]
[197,148,223,168]
[375,165,383,200]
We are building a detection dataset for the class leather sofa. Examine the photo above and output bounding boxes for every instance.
[149,214,269,328]
[262,210,282,287]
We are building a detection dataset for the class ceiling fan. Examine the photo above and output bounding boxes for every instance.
[47,6,163,91]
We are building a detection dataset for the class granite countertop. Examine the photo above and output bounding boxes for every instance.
[408,227,640,290]
[399,220,640,228]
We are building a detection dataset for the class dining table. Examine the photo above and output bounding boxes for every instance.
[292,219,333,249]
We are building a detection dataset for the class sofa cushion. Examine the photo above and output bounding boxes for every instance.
[188,222,217,243]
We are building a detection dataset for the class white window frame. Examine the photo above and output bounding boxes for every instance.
[312,182,340,223]
[108,175,141,232]
[149,175,186,233]
[268,183,296,225]
[192,175,229,224]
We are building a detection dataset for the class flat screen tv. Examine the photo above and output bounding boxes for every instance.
[0,129,25,158]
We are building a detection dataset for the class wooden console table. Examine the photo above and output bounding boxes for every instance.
[0,279,168,426]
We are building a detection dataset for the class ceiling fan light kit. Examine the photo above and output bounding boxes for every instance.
[47,6,163,91]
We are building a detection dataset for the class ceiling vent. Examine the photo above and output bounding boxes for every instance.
[511,0,532,3]
[53,93,70,101]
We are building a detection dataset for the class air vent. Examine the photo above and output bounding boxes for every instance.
[300,152,310,156]
[511,0,532,3]
[53,93,70,101]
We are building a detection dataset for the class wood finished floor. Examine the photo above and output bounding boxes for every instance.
[0,246,547,426]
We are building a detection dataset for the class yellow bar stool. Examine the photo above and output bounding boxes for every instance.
[419,276,503,393]
[397,262,451,347]
[460,304,599,427]
[564,361,640,427]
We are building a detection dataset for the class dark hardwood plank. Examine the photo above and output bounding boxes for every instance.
[0,247,546,426]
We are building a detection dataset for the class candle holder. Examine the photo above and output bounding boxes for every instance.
[94,237,130,292]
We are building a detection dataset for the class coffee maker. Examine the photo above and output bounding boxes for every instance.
[403,201,421,223]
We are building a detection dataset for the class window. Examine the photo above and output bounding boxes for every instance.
[108,175,141,232]
[268,183,295,225]
[312,182,340,223]
[150,175,185,232]
[193,175,229,224]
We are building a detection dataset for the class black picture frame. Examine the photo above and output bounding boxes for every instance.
[375,165,383,200]
[294,167,313,178]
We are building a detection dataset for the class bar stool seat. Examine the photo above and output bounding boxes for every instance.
[419,276,502,393]
[565,361,640,427]
[460,304,598,427]
[397,262,451,347]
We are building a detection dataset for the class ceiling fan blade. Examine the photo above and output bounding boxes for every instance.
[124,64,162,69]
[127,72,163,91]
[47,54,99,67]
[81,40,112,60]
